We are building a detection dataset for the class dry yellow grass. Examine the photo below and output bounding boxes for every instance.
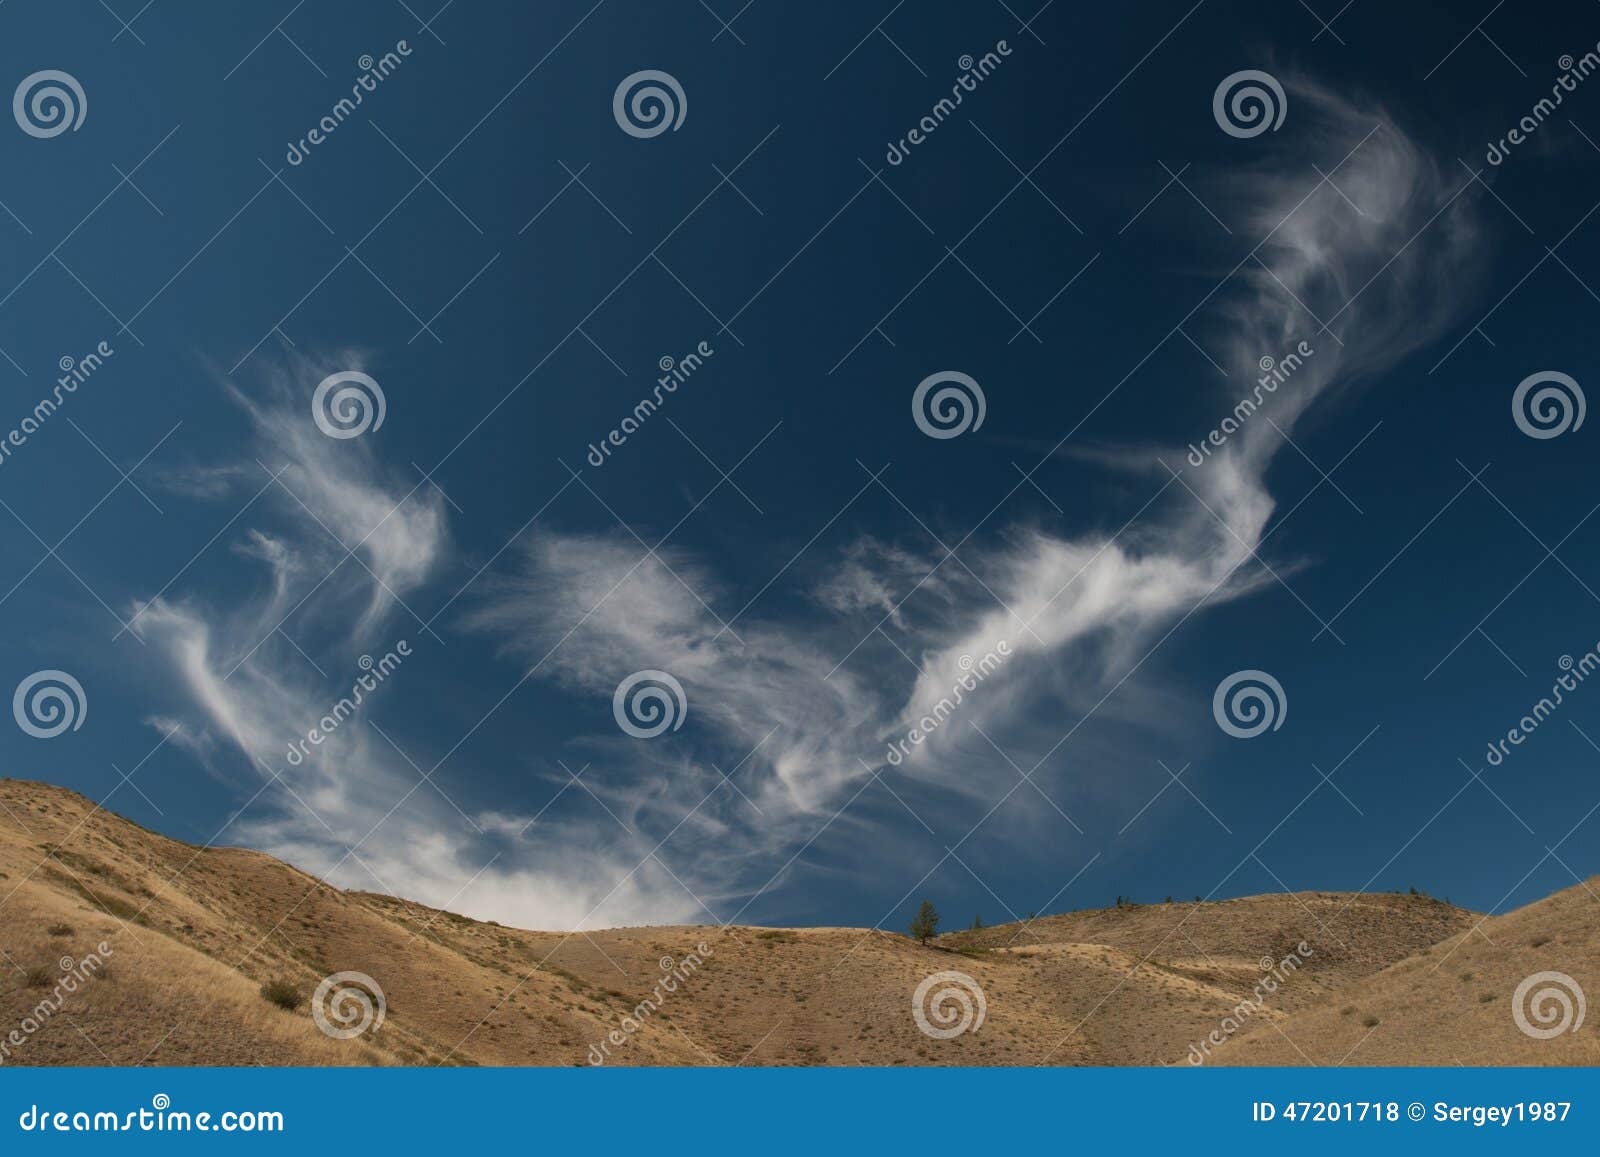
[1,779,1589,1066]
[1211,876,1600,1066]
[1,884,365,1066]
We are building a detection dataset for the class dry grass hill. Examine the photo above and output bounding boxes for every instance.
[0,779,1593,1066]
[1211,873,1600,1065]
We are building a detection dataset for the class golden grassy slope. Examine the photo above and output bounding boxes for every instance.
[938,890,1477,1063]
[1211,875,1600,1066]
[2,778,1588,1066]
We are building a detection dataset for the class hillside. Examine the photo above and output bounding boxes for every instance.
[1,778,1588,1066]
[1212,875,1600,1066]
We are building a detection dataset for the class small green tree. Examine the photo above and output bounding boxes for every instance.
[910,899,940,945]
[970,914,984,931]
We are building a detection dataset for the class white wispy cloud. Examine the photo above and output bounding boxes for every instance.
[132,354,697,930]
[893,80,1482,781]
[469,81,1485,900]
[135,81,1483,931]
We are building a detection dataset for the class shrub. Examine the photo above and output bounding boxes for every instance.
[46,923,73,937]
[259,977,302,1011]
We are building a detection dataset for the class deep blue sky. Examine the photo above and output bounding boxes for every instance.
[2,0,1599,933]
